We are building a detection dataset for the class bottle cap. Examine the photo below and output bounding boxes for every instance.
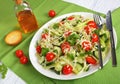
[15,0,22,5]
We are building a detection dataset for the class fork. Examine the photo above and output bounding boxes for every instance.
[93,14,103,69]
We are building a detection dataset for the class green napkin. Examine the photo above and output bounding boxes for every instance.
[0,0,120,84]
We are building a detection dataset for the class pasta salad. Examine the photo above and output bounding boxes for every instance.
[35,15,110,75]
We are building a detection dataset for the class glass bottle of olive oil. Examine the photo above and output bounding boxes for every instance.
[14,0,38,33]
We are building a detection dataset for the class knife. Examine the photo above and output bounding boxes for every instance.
[106,11,117,67]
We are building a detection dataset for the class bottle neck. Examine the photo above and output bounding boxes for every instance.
[14,0,32,15]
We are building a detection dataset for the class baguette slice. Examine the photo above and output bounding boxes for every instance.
[5,30,22,45]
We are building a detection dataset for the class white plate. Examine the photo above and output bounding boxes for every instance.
[29,12,117,80]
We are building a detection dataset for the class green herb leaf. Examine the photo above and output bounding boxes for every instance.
[53,23,59,29]
[41,48,49,56]
[93,29,100,34]
[67,33,79,45]
[53,49,58,54]
[0,63,8,79]
[67,53,75,60]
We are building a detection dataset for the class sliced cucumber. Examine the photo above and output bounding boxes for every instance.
[54,62,62,71]
[83,64,90,71]
[100,39,106,49]
[53,46,62,56]
[44,62,55,69]
[73,63,83,74]
[38,56,45,64]
[77,56,84,64]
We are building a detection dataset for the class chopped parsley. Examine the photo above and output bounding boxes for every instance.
[0,63,8,79]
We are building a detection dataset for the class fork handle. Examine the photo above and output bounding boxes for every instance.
[98,36,103,69]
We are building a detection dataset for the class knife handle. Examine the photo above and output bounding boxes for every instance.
[110,31,117,67]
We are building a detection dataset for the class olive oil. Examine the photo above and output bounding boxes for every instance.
[14,0,38,33]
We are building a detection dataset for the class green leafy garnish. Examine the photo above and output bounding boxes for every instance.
[53,49,58,54]
[41,48,49,56]
[93,29,100,34]
[53,23,59,29]
[67,53,75,60]
[67,33,79,45]
[0,63,8,79]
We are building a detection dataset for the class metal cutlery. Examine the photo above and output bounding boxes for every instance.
[106,11,117,67]
[93,14,103,69]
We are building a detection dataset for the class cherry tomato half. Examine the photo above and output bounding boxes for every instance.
[15,49,24,58]
[59,21,64,26]
[36,45,42,53]
[48,10,56,18]
[85,56,97,64]
[92,33,99,43]
[87,21,97,28]
[20,56,28,64]
[82,41,91,51]
[61,42,70,54]
[64,31,72,37]
[41,33,48,39]
[67,16,74,20]
[46,52,55,62]
[62,64,73,75]
[84,26,90,34]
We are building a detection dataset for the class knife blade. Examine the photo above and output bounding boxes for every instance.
[106,10,117,67]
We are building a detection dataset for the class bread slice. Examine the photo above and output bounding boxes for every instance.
[5,30,22,45]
